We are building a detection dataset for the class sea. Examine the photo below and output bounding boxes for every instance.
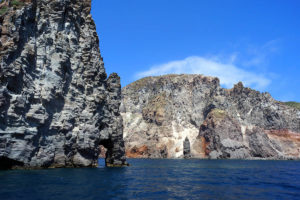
[0,159,300,200]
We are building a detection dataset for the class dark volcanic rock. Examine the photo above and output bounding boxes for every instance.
[0,0,127,169]
[183,137,191,158]
[122,74,300,159]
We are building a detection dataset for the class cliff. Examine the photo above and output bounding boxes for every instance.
[0,0,127,169]
[121,74,300,159]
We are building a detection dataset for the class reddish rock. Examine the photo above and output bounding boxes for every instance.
[126,145,149,158]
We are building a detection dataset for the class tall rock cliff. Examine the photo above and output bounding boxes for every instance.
[0,0,127,169]
[121,74,300,159]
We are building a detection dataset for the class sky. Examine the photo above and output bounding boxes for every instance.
[91,0,300,102]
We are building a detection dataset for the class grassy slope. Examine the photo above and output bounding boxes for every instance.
[283,101,300,110]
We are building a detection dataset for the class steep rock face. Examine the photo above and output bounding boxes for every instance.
[121,74,300,159]
[0,0,126,169]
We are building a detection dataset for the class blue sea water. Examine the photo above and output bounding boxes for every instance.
[0,159,300,200]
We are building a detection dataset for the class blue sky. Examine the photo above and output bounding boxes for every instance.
[91,0,300,102]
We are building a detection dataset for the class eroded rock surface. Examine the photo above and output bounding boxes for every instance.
[121,74,300,159]
[0,0,127,169]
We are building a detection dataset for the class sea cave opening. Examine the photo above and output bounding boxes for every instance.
[98,145,107,168]
[99,139,113,167]
[0,156,24,170]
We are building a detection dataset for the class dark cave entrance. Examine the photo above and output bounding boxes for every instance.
[98,137,127,167]
[99,139,113,167]
[0,157,24,170]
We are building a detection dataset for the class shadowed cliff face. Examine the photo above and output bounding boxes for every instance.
[0,0,127,169]
[121,74,300,159]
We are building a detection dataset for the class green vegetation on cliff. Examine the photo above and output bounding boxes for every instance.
[0,0,25,16]
[210,109,226,120]
[0,5,7,15]
[11,0,24,8]
[283,101,300,110]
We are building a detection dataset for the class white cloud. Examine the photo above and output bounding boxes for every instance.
[136,56,271,90]
[243,39,280,68]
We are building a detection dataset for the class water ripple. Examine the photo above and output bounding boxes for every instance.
[0,159,300,200]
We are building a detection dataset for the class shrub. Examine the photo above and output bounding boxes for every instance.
[0,5,7,15]
[11,0,24,8]
[210,108,226,119]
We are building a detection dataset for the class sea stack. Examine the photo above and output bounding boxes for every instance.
[0,0,127,169]
[121,74,300,159]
